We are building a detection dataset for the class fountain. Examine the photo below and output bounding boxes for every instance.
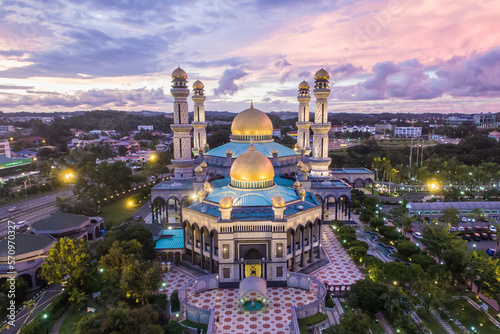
[239,276,267,312]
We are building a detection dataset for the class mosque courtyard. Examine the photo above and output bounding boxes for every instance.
[161,224,364,333]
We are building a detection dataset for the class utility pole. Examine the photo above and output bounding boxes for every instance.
[409,137,413,179]
[420,138,424,168]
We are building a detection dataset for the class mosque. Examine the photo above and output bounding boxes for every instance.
[151,67,374,285]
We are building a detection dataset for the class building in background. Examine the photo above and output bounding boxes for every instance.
[0,140,11,158]
[474,112,496,128]
[394,126,422,138]
[138,125,154,131]
[444,116,474,127]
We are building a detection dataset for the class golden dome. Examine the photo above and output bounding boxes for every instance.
[301,165,309,173]
[198,189,206,197]
[315,68,329,80]
[204,143,209,148]
[200,161,207,168]
[193,80,204,89]
[219,195,233,209]
[195,165,203,174]
[172,67,187,79]
[226,149,233,155]
[299,80,310,89]
[297,160,304,168]
[203,181,211,189]
[230,144,274,186]
[299,187,306,196]
[294,180,301,187]
[231,105,273,137]
[272,148,278,155]
[271,195,285,208]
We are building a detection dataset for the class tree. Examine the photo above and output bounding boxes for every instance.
[395,239,420,258]
[415,280,447,311]
[468,252,500,299]
[372,157,382,181]
[441,207,460,226]
[120,259,163,304]
[117,145,129,156]
[421,224,456,260]
[2,279,28,305]
[349,279,387,313]
[388,205,413,229]
[325,311,371,334]
[41,237,93,304]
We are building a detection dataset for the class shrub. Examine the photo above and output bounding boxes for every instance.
[170,291,180,313]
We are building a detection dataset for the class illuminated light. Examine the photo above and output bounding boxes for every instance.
[99,268,104,273]
[393,281,397,285]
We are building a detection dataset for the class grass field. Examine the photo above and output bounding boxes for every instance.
[59,310,85,334]
[100,196,149,228]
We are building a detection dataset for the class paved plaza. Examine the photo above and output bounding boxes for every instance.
[161,225,364,333]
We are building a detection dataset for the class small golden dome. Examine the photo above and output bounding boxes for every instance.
[230,144,274,185]
[172,67,187,79]
[301,165,309,173]
[198,189,206,197]
[299,187,306,196]
[204,143,209,148]
[226,149,233,156]
[315,68,329,80]
[299,80,310,89]
[231,105,273,137]
[300,146,306,151]
[271,195,285,208]
[193,80,204,89]
[272,148,278,155]
[297,160,304,168]
[200,161,207,168]
[203,181,211,189]
[294,180,301,187]
[219,195,233,209]
[194,165,203,174]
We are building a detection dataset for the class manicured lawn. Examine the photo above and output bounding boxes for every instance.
[418,311,447,334]
[100,196,149,228]
[454,298,499,334]
[59,310,85,334]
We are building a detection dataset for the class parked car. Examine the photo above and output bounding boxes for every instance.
[8,206,18,212]
[462,234,472,241]
[450,227,457,232]
[489,225,497,233]
[474,226,482,231]
[406,228,414,233]
[486,248,495,256]
[133,215,142,222]
[473,233,481,241]
[465,227,473,232]
[457,226,465,232]
[413,232,423,239]
[481,233,489,240]
[461,216,467,222]
[490,234,498,241]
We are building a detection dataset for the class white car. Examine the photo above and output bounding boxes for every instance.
[489,225,497,233]
[15,221,27,229]
[461,217,467,222]
[413,232,423,239]
[457,226,465,232]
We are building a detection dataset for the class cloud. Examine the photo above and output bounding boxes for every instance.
[213,68,249,96]
[330,63,363,81]
[0,87,169,108]
[275,58,291,70]
[0,84,34,89]
[298,71,310,78]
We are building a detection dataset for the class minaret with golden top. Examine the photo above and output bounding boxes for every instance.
[192,79,207,155]
[296,80,311,153]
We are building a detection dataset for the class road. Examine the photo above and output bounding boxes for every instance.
[1,284,62,334]
[0,189,73,221]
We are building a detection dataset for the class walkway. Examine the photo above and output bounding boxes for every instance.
[430,309,456,334]
[309,225,364,286]
[50,310,70,334]
[464,296,500,328]
[375,312,394,334]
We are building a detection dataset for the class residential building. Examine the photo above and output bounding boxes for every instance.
[474,112,496,128]
[0,140,11,158]
[394,126,422,138]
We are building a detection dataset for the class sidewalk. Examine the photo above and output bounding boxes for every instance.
[50,310,70,334]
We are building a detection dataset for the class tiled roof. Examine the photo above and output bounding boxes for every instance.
[31,212,88,231]
[205,141,298,158]
[0,233,55,257]
[155,229,184,250]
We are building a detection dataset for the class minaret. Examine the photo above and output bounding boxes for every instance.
[170,67,194,179]
[310,68,332,178]
[296,81,311,153]
[192,80,208,155]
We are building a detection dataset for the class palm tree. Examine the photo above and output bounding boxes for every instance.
[381,158,392,187]
[372,157,382,181]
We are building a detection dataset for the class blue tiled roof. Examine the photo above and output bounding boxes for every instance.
[205,141,298,158]
[205,184,300,207]
[152,179,194,190]
[330,168,373,174]
[155,228,184,250]
[209,176,294,190]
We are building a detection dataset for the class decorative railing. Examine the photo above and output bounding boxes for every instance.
[287,272,326,334]
[178,274,219,333]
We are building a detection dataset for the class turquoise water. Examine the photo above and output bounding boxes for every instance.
[244,301,263,311]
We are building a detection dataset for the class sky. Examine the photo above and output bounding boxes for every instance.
[0,0,499,114]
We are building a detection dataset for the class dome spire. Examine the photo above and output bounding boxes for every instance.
[250,99,254,108]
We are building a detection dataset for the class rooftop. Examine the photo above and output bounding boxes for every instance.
[31,212,89,231]
[155,228,184,250]
[0,233,55,257]
[152,179,194,190]
[205,141,298,158]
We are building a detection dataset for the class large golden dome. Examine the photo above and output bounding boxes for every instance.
[230,144,275,188]
[315,68,329,80]
[231,105,273,139]
[299,80,310,89]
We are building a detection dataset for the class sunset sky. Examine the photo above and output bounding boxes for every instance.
[0,0,499,114]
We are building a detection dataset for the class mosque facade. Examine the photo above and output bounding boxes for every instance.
[151,68,374,284]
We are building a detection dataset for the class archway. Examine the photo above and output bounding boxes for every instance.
[324,195,337,221]
[353,178,364,189]
[19,274,33,289]
[338,195,351,221]
[35,267,45,287]
[166,197,181,224]
[152,197,168,225]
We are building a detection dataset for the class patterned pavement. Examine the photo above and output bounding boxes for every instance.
[309,225,364,286]
[160,224,364,333]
